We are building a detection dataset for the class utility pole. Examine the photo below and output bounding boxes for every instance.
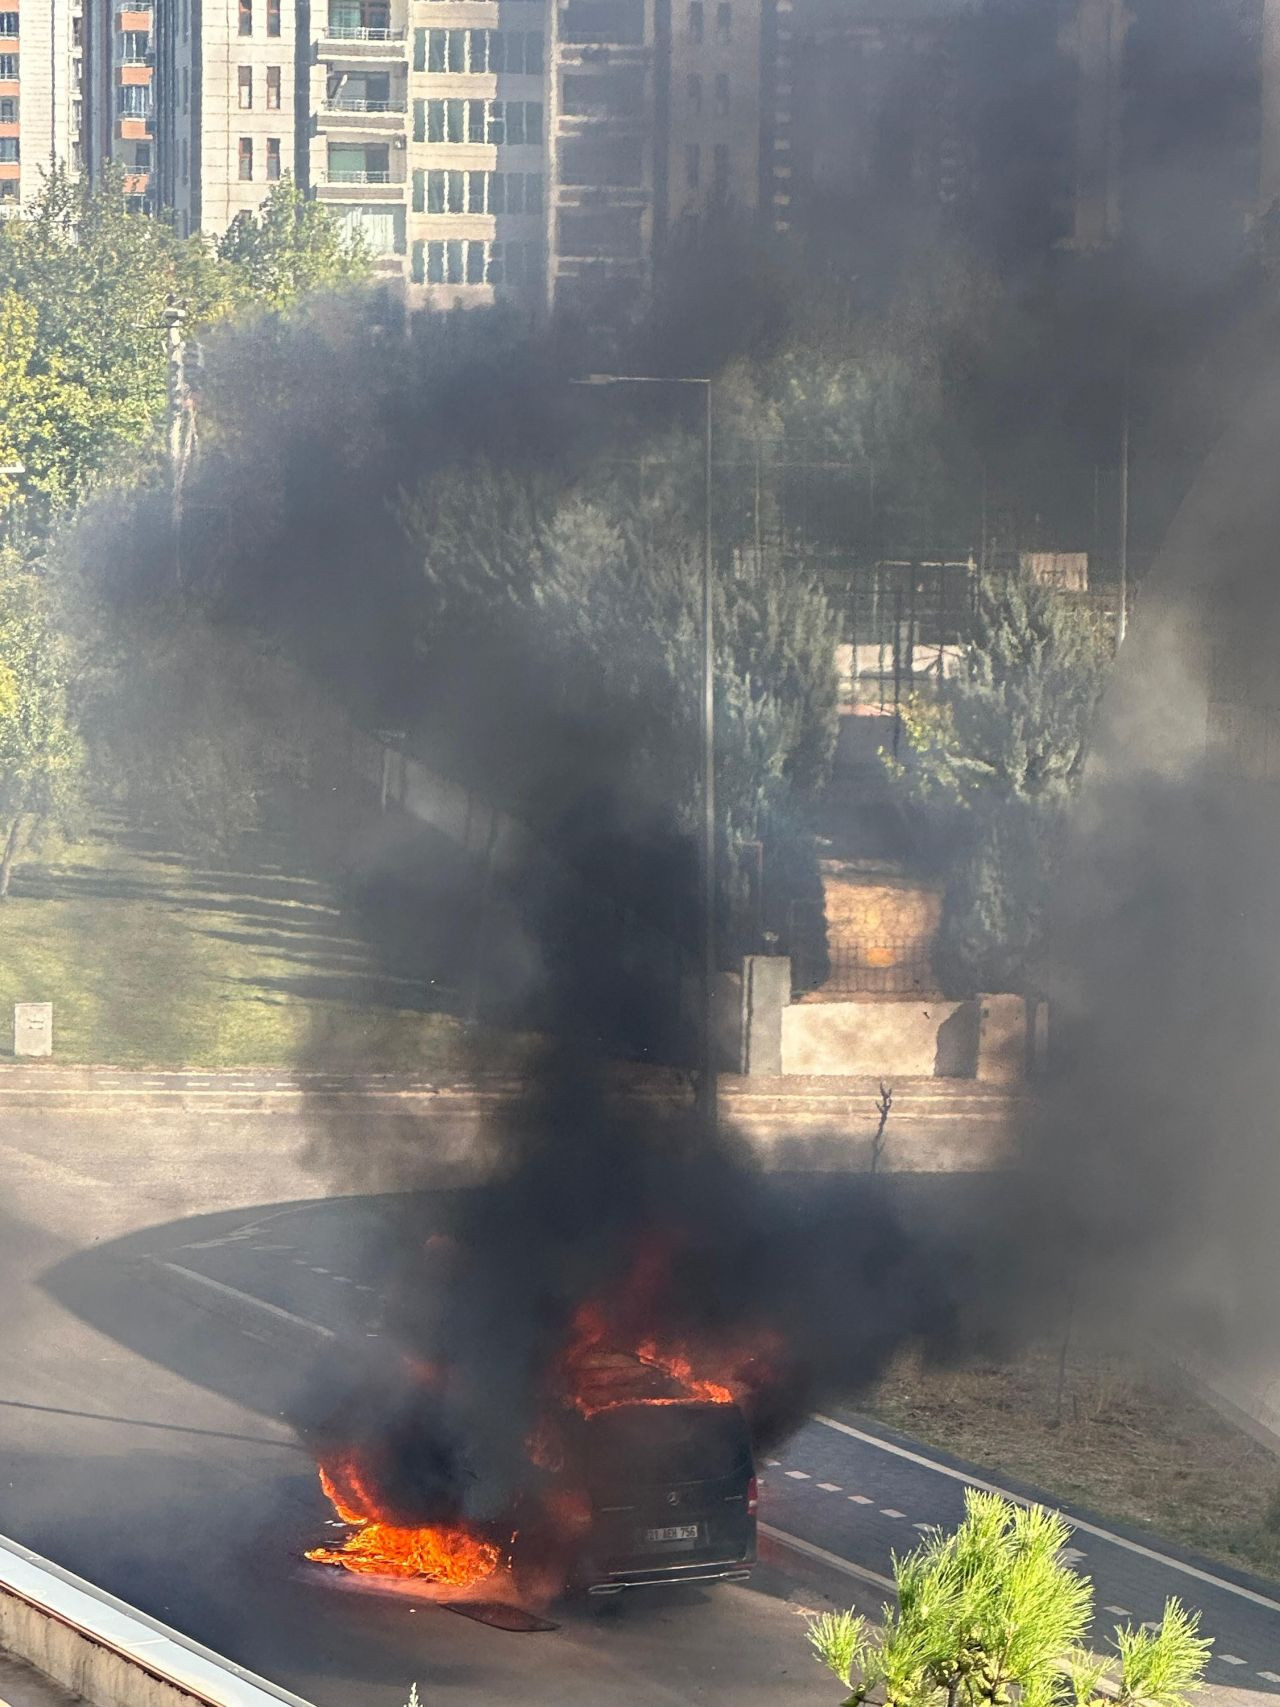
[163,298,188,587]
[1118,343,1130,647]
[572,374,718,1130]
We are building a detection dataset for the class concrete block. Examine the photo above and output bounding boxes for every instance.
[13,1005,52,1059]
[975,994,1028,1082]
[741,956,790,1075]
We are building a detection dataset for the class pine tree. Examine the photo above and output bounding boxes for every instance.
[891,570,1109,994]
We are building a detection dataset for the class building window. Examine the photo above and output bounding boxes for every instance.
[685,142,699,189]
[266,136,280,178]
[414,237,537,288]
[180,135,188,180]
[72,97,81,127]
[714,72,728,114]
[238,0,251,35]
[238,64,252,107]
[121,27,149,59]
[72,140,83,169]
[688,2,702,43]
[0,16,18,37]
[0,53,16,77]
[266,64,280,107]
[267,0,280,34]
[715,1,730,38]
[0,136,18,161]
[72,15,82,45]
[419,97,540,145]
[687,73,701,113]
[415,167,541,215]
[135,141,151,167]
[0,95,15,120]
[420,28,542,74]
[181,0,188,40]
[0,177,16,199]
[713,142,729,194]
[238,135,252,178]
[117,83,152,115]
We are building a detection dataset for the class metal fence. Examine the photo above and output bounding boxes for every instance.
[788,916,939,998]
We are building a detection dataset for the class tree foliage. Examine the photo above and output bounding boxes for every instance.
[889,571,1110,994]
[0,168,370,530]
[0,553,83,895]
[217,177,370,315]
[809,1491,1211,1707]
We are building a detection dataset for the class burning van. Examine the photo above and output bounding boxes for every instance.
[520,1350,758,1595]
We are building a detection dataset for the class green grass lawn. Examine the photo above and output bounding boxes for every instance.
[0,816,507,1070]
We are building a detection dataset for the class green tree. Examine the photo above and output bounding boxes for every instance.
[0,167,231,523]
[809,1491,1211,1707]
[217,178,371,313]
[889,571,1109,994]
[0,554,83,897]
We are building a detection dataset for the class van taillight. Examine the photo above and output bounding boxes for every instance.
[746,1476,758,1515]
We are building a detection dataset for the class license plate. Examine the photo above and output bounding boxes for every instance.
[645,1524,699,1543]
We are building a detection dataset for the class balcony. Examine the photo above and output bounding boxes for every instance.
[117,116,152,138]
[321,73,404,127]
[317,142,405,197]
[117,8,152,28]
[318,11,406,57]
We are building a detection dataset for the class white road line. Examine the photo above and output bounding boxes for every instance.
[759,1523,894,1594]
[148,1261,336,1340]
[817,1483,842,1493]
[1218,1657,1247,1666]
[784,1470,811,1480]
[1256,1673,1280,1684]
[813,1414,1280,1616]
[848,1495,873,1505]
[1103,1606,1131,1618]
[913,1522,933,1532]
[880,1509,905,1519]
[765,1459,781,1467]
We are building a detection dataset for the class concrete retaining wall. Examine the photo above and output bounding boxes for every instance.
[743,958,1037,1082]
[0,1534,315,1707]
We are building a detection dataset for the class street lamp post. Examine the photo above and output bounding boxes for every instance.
[573,374,717,1130]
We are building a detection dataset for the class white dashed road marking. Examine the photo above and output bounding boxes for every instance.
[817,1482,842,1492]
[913,1522,933,1532]
[1257,1673,1280,1684]
[784,1470,811,1481]
[765,1459,780,1467]
[813,1413,1280,1617]
[880,1508,905,1519]
[848,1495,873,1505]
[760,1523,894,1594]
[1218,1656,1247,1666]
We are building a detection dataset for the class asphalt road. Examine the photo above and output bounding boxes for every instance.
[2,1157,1278,1705]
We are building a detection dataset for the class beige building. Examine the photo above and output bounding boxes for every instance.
[145,0,769,307]
[2,0,84,212]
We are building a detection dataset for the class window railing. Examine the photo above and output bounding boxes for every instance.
[324,21,403,40]
[325,95,403,112]
[327,166,393,182]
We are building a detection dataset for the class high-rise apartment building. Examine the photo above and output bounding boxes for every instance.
[144,0,771,308]
[84,0,153,205]
[1,0,84,211]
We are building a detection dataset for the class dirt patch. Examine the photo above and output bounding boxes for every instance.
[857,1342,1280,1585]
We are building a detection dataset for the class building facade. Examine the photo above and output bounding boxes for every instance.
[84,0,152,204]
[145,0,771,305]
[1,0,84,211]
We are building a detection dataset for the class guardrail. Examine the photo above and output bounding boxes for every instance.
[0,1530,317,1707]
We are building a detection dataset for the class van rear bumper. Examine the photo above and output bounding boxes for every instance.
[586,1556,755,1593]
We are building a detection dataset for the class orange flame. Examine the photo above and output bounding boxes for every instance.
[306,1459,501,1590]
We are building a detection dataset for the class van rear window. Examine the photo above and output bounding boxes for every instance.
[586,1404,752,1484]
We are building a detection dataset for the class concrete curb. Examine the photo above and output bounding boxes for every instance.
[0,1532,317,1707]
